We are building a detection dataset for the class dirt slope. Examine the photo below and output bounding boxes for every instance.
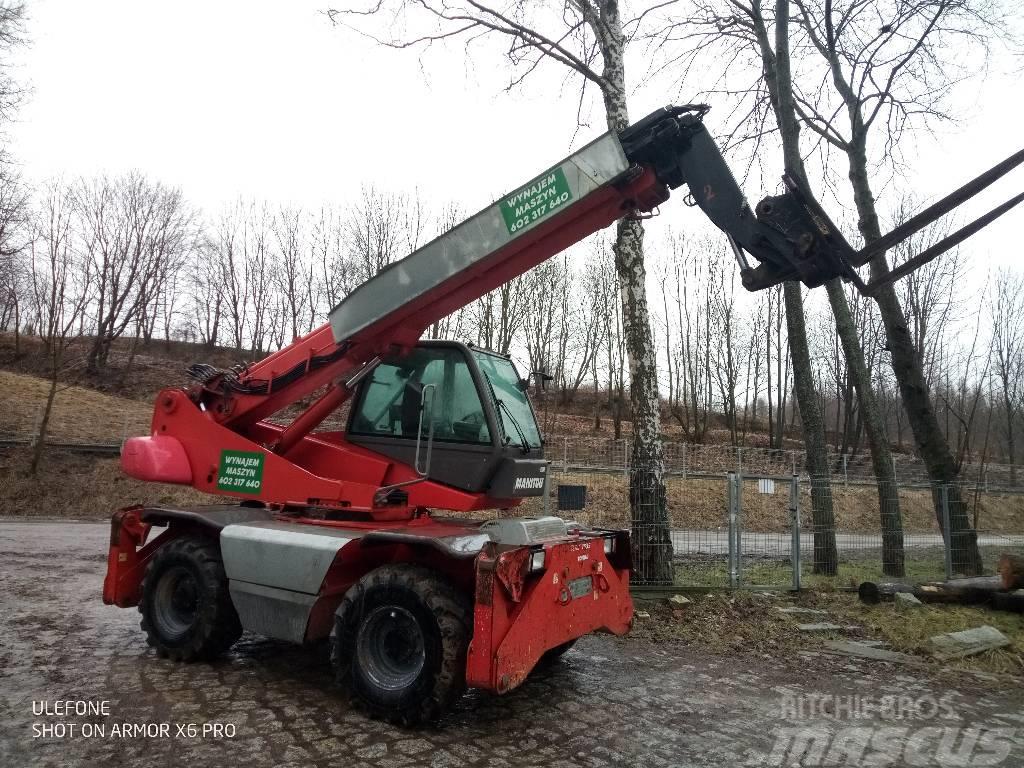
[0,370,152,443]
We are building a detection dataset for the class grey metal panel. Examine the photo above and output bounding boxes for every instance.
[228,581,317,644]
[219,521,363,595]
[479,516,568,546]
[361,530,493,558]
[328,132,630,344]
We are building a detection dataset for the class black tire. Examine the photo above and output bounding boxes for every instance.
[139,536,242,662]
[331,564,471,726]
[539,638,578,665]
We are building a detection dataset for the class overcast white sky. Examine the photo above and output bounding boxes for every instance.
[8,0,1024,290]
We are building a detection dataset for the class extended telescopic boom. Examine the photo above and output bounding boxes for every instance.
[176,104,1021,469]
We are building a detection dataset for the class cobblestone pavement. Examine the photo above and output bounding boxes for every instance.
[2,520,1023,768]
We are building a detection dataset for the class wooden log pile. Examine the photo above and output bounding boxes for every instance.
[859,554,1024,614]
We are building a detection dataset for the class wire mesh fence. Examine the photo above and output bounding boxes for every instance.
[525,459,1024,590]
[6,407,1023,589]
[546,435,1023,491]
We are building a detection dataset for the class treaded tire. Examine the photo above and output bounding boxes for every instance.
[539,638,578,665]
[139,536,242,662]
[331,564,471,726]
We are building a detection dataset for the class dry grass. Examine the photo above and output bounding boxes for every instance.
[628,590,1024,678]
[629,592,812,656]
[0,449,216,518]
[0,370,152,443]
[809,592,1024,677]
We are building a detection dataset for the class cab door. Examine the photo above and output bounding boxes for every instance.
[345,342,503,492]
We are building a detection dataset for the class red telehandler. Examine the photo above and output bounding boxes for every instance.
[102,105,1022,724]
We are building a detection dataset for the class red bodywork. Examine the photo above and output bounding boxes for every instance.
[106,147,659,696]
[119,167,667,517]
[103,507,633,693]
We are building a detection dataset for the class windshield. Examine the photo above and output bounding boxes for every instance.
[472,351,543,450]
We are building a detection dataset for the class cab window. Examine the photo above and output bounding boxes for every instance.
[349,348,492,445]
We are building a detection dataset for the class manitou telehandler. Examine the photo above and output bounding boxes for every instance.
[102,104,1022,724]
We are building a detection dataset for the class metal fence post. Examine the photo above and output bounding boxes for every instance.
[842,454,848,487]
[682,443,687,481]
[940,484,953,581]
[562,436,568,470]
[542,461,551,516]
[736,473,743,587]
[727,472,739,589]
[790,474,801,591]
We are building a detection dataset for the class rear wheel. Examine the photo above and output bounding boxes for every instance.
[139,536,241,661]
[331,564,471,726]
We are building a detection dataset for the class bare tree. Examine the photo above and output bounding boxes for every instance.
[186,234,223,349]
[330,0,675,583]
[708,255,742,445]
[77,174,193,371]
[274,206,314,342]
[991,269,1024,483]
[782,0,1006,573]
[0,2,25,125]
[664,233,713,442]
[344,185,425,283]
[312,204,354,314]
[244,202,274,357]
[212,201,247,352]
[467,275,530,355]
[26,181,91,474]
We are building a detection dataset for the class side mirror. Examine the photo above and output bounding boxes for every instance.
[530,371,554,392]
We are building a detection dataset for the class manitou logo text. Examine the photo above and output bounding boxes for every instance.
[514,477,544,491]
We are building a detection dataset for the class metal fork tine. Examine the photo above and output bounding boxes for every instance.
[865,190,1024,295]
[851,148,1024,267]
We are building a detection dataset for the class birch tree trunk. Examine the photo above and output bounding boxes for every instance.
[330,0,675,583]
[597,0,673,584]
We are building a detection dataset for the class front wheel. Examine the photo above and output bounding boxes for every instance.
[138,536,242,661]
[331,564,471,726]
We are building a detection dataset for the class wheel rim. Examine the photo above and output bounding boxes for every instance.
[355,605,426,691]
[152,565,200,642]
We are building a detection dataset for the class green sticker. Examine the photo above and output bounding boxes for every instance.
[216,449,265,494]
[499,167,573,235]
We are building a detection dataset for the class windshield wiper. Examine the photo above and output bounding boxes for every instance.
[497,398,532,455]
[482,370,531,454]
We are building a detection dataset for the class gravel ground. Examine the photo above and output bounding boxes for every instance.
[2,519,1023,768]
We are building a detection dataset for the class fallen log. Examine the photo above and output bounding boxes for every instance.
[997,554,1024,590]
[990,590,1024,614]
[858,577,1005,607]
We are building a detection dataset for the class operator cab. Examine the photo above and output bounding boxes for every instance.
[345,341,547,497]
